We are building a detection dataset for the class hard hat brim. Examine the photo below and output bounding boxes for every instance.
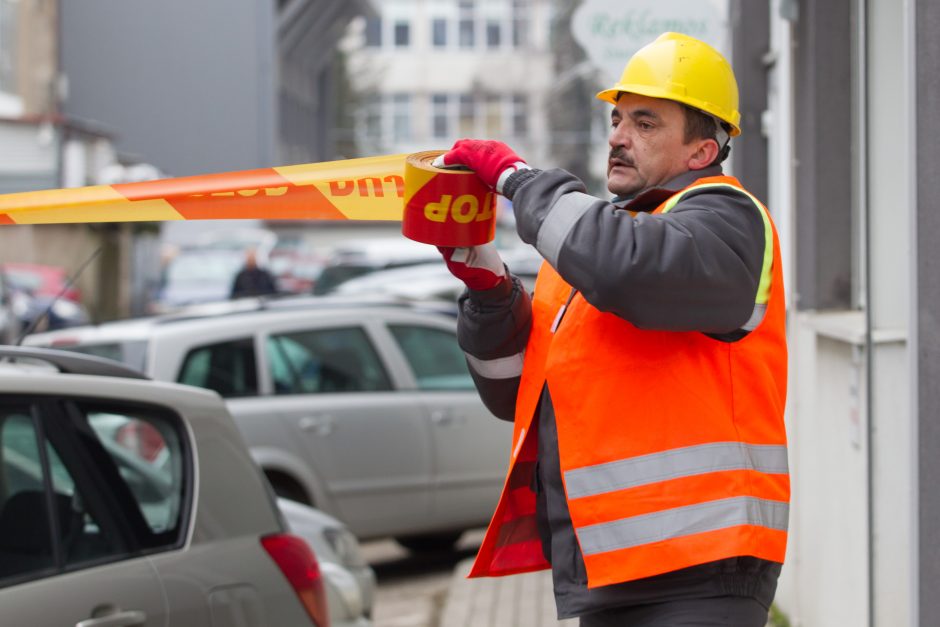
[596,83,742,137]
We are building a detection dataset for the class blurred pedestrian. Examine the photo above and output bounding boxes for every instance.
[230,248,277,299]
[435,32,789,627]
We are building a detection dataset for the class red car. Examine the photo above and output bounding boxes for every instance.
[1,262,82,302]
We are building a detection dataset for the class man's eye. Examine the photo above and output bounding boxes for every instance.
[638,121,654,130]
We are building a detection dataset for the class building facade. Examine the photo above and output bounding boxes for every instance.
[345,0,557,168]
[0,1,372,320]
[758,0,937,625]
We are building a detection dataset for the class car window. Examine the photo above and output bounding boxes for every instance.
[85,409,185,535]
[389,324,475,390]
[0,409,58,581]
[267,327,392,394]
[0,399,191,589]
[0,406,125,585]
[177,337,258,398]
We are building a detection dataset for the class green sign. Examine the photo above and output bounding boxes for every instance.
[572,0,729,86]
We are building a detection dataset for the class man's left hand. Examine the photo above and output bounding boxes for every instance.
[433,139,528,194]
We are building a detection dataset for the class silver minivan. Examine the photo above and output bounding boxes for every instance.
[27,296,512,550]
[0,346,329,626]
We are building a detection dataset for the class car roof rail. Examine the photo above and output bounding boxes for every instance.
[0,346,149,380]
[149,293,455,326]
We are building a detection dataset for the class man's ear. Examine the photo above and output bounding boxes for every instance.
[688,138,720,171]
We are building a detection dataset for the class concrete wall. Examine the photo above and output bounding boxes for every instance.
[59,0,278,177]
[867,0,915,621]
[15,0,58,115]
[776,0,920,624]
[916,0,940,623]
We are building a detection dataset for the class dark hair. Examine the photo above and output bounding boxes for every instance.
[681,104,731,164]
[681,105,718,142]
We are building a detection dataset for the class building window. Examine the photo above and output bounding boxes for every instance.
[392,94,411,142]
[458,0,476,49]
[512,94,528,137]
[512,0,529,48]
[365,16,382,47]
[432,18,447,48]
[394,20,410,47]
[431,94,449,139]
[484,94,502,136]
[459,94,476,136]
[0,0,16,94]
[486,21,501,49]
[363,100,382,144]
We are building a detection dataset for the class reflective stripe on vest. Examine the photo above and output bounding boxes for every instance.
[663,182,775,328]
[564,442,788,499]
[578,496,789,555]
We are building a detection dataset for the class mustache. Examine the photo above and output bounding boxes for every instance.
[608,147,634,167]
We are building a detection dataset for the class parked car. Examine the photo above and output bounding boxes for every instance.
[0,346,330,626]
[1,262,82,303]
[26,296,512,550]
[330,247,542,301]
[0,269,20,344]
[332,263,467,302]
[281,498,376,623]
[312,238,442,295]
[153,248,248,312]
[1,262,91,332]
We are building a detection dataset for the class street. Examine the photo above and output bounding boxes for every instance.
[361,530,485,627]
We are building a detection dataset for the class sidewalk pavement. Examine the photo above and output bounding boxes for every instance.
[439,558,577,627]
[439,560,775,627]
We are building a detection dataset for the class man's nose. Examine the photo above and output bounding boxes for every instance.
[609,122,631,149]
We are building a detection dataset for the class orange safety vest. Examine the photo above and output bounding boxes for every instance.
[469,175,789,587]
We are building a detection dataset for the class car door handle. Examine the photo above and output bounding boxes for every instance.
[298,415,335,436]
[76,609,147,627]
[431,410,465,426]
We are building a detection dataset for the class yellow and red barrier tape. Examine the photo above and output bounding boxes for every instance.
[0,153,411,225]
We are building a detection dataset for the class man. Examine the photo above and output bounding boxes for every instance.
[230,248,277,299]
[434,32,789,626]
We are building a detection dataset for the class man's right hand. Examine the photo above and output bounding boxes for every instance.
[438,243,506,291]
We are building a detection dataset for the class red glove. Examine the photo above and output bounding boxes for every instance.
[433,139,528,194]
[438,244,506,291]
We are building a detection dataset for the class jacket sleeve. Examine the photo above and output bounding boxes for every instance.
[507,168,767,333]
[456,273,532,422]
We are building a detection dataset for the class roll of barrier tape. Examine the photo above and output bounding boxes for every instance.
[401,150,497,247]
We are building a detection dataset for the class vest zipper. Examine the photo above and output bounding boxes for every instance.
[550,288,578,333]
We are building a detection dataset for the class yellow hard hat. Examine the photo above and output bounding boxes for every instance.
[596,32,741,136]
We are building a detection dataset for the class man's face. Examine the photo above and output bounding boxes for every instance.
[607,93,700,198]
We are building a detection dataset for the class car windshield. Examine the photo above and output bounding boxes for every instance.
[4,269,45,292]
[312,265,374,294]
[54,341,149,373]
[165,253,242,286]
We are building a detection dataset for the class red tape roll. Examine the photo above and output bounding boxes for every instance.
[401,151,497,247]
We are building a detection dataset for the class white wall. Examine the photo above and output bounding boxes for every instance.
[774,0,917,624]
[867,0,916,623]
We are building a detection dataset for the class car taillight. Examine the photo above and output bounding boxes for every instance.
[261,533,331,627]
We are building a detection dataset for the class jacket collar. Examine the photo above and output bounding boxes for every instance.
[612,165,724,213]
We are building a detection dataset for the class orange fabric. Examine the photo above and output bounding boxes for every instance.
[582,526,789,586]
[470,175,789,586]
[114,168,348,221]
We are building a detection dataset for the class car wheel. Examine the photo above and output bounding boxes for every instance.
[396,531,462,554]
[267,472,311,505]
